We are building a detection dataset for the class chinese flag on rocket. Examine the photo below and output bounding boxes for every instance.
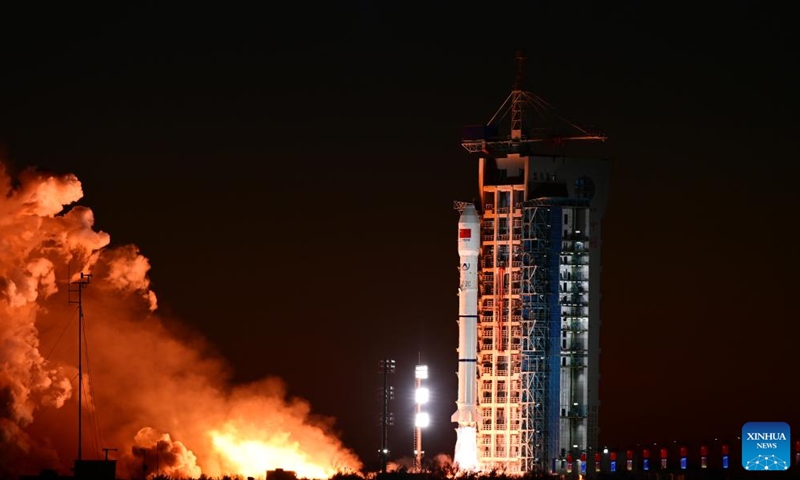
[459,228,471,238]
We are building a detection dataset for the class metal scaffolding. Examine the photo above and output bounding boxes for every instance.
[520,205,559,472]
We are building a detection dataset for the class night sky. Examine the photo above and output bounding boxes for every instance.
[1,1,798,472]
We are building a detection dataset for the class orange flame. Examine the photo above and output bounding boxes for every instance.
[210,427,340,479]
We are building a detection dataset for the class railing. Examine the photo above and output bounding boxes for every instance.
[561,260,588,266]
[563,405,589,418]
[563,233,589,241]
[565,321,586,332]
[560,274,587,281]
[558,286,586,293]
[561,301,588,307]
[564,360,585,368]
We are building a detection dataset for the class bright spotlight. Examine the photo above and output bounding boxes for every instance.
[415,387,429,404]
[415,365,428,379]
[415,412,430,428]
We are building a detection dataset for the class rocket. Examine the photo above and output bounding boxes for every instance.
[452,204,480,470]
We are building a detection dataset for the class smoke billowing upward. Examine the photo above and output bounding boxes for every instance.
[0,162,361,479]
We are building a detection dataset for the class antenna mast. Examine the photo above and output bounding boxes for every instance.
[461,51,607,154]
[69,272,92,462]
[511,50,525,140]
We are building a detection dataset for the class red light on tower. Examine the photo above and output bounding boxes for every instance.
[595,452,602,472]
[660,447,668,470]
[626,450,633,471]
[566,454,573,474]
[580,453,586,462]
[721,444,729,455]
[700,445,708,469]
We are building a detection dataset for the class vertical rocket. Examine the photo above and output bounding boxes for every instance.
[452,204,480,470]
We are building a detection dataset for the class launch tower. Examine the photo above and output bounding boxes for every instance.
[455,52,609,475]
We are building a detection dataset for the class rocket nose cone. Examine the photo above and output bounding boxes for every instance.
[460,204,479,222]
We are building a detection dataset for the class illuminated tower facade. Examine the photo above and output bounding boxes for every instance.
[458,53,609,475]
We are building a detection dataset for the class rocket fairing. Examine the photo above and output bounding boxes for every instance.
[452,204,480,470]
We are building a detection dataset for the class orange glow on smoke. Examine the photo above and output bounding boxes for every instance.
[0,162,362,479]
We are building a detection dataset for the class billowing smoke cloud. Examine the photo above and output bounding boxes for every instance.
[0,162,362,479]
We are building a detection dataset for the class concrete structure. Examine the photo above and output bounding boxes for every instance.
[455,53,609,475]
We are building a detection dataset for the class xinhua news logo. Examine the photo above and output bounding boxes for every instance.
[741,422,790,471]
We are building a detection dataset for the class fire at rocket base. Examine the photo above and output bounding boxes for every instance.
[452,204,480,471]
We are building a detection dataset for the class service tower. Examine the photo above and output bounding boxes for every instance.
[454,52,610,475]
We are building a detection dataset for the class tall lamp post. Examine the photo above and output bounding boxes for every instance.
[414,364,429,472]
[379,358,395,473]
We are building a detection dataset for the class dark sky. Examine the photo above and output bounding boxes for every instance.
[1,1,798,470]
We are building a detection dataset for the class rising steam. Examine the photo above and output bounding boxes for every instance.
[0,162,361,479]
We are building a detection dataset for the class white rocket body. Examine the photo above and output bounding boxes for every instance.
[452,204,480,471]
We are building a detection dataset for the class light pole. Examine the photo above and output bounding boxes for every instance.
[379,358,395,473]
[414,364,429,472]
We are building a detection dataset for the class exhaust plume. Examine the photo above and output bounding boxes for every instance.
[0,162,362,479]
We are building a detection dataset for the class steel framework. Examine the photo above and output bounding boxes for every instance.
[520,206,557,472]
